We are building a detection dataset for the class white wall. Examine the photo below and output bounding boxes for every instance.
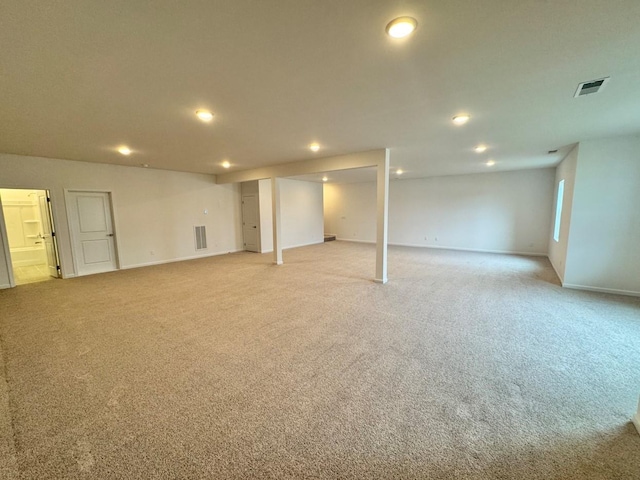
[0,153,243,283]
[563,135,640,295]
[548,145,578,281]
[324,168,555,255]
[324,182,377,241]
[280,178,324,250]
[239,178,322,253]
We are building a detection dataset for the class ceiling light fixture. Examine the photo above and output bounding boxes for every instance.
[474,144,487,153]
[221,160,231,169]
[309,143,320,152]
[322,176,328,182]
[396,169,404,175]
[196,110,214,122]
[118,146,131,156]
[486,160,496,167]
[386,17,418,38]
[452,114,471,126]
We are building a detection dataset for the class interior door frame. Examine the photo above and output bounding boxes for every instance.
[0,194,16,288]
[38,190,62,278]
[64,189,121,277]
[241,193,261,252]
[0,185,64,288]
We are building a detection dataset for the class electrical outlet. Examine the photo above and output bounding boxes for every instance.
[150,250,155,256]
[434,237,438,242]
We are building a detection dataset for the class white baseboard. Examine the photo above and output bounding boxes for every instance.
[633,413,640,436]
[336,238,375,245]
[121,249,244,271]
[284,240,324,250]
[0,283,11,290]
[258,240,324,255]
[563,283,640,298]
[391,242,549,257]
[336,238,548,257]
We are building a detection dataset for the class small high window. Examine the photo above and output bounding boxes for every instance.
[553,180,565,242]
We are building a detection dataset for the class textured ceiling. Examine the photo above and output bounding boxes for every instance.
[1,0,639,180]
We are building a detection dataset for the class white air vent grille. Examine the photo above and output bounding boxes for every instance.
[574,77,610,97]
[194,225,207,250]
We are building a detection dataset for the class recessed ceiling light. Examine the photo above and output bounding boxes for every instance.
[486,160,496,167]
[386,17,418,38]
[221,160,231,169]
[322,176,328,182]
[118,146,131,156]
[309,143,320,152]
[474,144,487,153]
[196,110,214,122]
[396,169,404,175]
[452,114,471,126]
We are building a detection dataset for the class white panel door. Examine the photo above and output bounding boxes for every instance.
[67,191,117,276]
[242,194,259,252]
[38,192,60,278]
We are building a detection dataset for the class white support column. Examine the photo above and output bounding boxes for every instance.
[375,150,390,283]
[271,177,283,265]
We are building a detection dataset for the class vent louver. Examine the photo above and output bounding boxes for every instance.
[574,77,610,97]
[194,225,207,250]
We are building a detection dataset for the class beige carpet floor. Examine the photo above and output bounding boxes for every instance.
[0,241,639,479]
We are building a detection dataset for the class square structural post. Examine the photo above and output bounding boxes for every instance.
[375,150,389,283]
[271,177,283,265]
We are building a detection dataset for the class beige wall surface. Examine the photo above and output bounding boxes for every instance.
[325,168,555,256]
[0,153,243,284]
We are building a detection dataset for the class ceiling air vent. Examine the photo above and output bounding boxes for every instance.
[574,77,610,97]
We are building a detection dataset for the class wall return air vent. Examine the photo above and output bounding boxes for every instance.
[574,77,610,97]
[194,225,207,251]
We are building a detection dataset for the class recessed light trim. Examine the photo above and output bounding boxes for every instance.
[196,110,214,122]
[309,143,320,152]
[486,160,496,167]
[221,160,231,169]
[322,176,328,182]
[474,144,487,153]
[452,114,471,126]
[386,17,418,38]
[118,146,131,156]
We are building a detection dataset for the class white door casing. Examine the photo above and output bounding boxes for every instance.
[242,194,259,252]
[67,191,118,276]
[38,192,60,278]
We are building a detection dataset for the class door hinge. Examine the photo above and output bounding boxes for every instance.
[51,232,56,237]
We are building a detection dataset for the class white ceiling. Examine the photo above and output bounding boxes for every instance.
[1,1,640,181]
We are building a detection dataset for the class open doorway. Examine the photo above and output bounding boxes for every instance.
[0,188,61,286]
